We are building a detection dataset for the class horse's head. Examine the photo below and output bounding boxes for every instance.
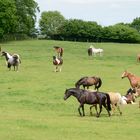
[121,70,129,79]
[64,89,72,100]
[64,88,77,100]
[1,51,7,56]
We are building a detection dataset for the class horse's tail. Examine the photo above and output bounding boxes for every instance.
[60,48,63,57]
[106,93,111,111]
[95,78,102,90]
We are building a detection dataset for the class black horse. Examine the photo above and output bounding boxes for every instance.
[64,88,111,117]
[75,76,102,91]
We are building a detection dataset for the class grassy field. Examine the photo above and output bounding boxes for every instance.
[0,40,140,140]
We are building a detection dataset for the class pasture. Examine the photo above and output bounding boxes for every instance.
[0,40,140,140]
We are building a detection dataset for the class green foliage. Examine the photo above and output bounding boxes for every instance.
[57,19,102,42]
[131,17,140,33]
[0,40,140,140]
[102,24,140,43]
[0,0,39,40]
[15,0,39,35]
[0,0,18,37]
[39,11,65,38]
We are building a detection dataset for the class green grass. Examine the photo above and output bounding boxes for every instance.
[0,40,140,140]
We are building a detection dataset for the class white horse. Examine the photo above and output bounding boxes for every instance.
[88,45,103,56]
[1,51,21,71]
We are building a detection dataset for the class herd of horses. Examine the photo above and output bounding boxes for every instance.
[1,45,140,118]
[64,73,140,117]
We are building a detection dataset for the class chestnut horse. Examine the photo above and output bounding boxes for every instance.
[121,70,140,89]
[53,46,63,58]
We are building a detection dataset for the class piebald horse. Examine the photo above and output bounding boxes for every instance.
[1,51,21,71]
[121,70,140,89]
[53,56,63,72]
[53,46,64,58]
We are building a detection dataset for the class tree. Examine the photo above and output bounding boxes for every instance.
[102,24,140,43]
[0,0,18,38]
[39,11,65,38]
[131,17,140,33]
[15,0,39,35]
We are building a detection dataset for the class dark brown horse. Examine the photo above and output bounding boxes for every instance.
[64,88,111,117]
[53,56,63,72]
[75,76,102,91]
[121,70,140,89]
[53,46,64,58]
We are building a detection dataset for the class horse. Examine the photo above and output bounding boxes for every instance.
[107,92,123,115]
[53,46,63,58]
[64,88,111,117]
[75,76,102,91]
[137,54,140,62]
[88,45,103,56]
[53,56,63,72]
[121,70,140,89]
[1,51,21,71]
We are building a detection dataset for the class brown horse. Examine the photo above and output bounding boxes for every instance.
[121,70,140,89]
[75,76,102,91]
[53,46,64,58]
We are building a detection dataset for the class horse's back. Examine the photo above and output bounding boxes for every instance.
[108,92,122,104]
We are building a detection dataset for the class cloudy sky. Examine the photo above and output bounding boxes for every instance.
[35,0,140,26]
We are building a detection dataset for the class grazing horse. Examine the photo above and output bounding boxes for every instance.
[1,51,21,71]
[64,88,111,117]
[53,46,64,58]
[121,70,140,89]
[53,56,63,72]
[75,76,102,91]
[88,46,103,56]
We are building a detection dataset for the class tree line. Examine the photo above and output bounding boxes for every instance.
[1,0,140,43]
[39,11,140,43]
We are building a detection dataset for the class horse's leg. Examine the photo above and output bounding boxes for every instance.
[90,105,98,116]
[111,104,115,115]
[102,102,111,117]
[81,105,85,116]
[117,105,122,115]
[78,104,82,116]
[97,104,102,117]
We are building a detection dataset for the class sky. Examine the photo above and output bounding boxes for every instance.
[35,0,140,26]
